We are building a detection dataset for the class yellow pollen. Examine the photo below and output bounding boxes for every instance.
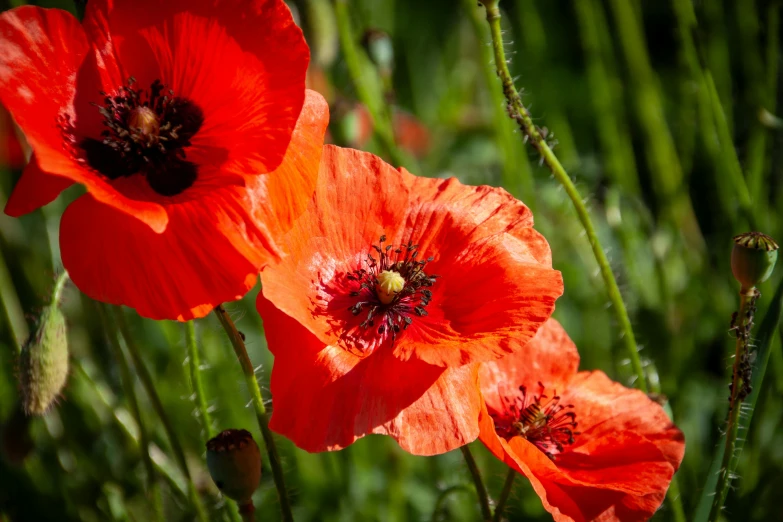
[128,106,160,136]
[377,270,405,305]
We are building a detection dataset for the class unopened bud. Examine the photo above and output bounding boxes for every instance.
[731,232,779,290]
[206,429,261,504]
[19,305,69,415]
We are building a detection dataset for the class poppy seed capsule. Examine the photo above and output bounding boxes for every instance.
[206,429,261,504]
[731,232,779,290]
[19,305,69,416]
[376,270,405,305]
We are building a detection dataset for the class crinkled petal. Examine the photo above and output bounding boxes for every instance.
[83,0,308,176]
[5,155,73,217]
[260,145,410,347]
[479,318,579,414]
[259,295,482,455]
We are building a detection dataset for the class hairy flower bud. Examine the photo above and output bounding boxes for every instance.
[18,305,69,416]
[206,429,261,504]
[731,232,779,290]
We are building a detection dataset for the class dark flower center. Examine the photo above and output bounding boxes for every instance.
[80,77,204,196]
[346,235,438,342]
[491,382,580,460]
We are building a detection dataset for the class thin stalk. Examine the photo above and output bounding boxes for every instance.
[214,305,293,522]
[459,445,491,521]
[492,469,515,522]
[333,0,405,168]
[112,306,209,522]
[477,0,648,392]
[708,288,756,520]
[461,0,534,203]
[97,304,164,522]
[0,244,28,351]
[185,322,243,522]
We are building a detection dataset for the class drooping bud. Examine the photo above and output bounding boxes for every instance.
[376,270,405,305]
[206,429,261,504]
[731,232,779,290]
[18,304,69,416]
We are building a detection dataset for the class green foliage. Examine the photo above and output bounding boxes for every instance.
[1,0,782,520]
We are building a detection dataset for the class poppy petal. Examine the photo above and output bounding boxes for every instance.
[83,0,308,176]
[58,91,327,320]
[259,294,482,455]
[5,155,73,217]
[0,6,169,230]
[260,145,411,347]
[479,319,579,414]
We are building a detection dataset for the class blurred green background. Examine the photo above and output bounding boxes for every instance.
[1,0,782,520]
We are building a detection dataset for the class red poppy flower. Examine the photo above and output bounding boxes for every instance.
[0,104,24,169]
[479,319,685,522]
[0,1,327,320]
[258,145,563,455]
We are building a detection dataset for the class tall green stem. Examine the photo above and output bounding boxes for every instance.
[459,446,491,521]
[709,288,757,520]
[0,244,28,352]
[185,322,243,522]
[97,304,164,522]
[214,305,293,522]
[112,306,209,522]
[477,0,647,392]
[492,469,515,522]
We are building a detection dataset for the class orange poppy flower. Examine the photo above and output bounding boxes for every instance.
[0,1,327,320]
[258,145,563,454]
[479,319,685,522]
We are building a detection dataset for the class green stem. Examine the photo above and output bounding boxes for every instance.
[112,306,209,522]
[52,271,69,307]
[459,445,491,521]
[492,469,515,522]
[97,304,164,522]
[214,305,293,522]
[333,0,405,168]
[708,288,755,520]
[185,322,243,522]
[0,244,28,352]
[478,0,648,392]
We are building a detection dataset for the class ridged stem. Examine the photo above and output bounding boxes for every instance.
[333,0,405,168]
[97,304,164,522]
[112,306,209,522]
[492,469,515,522]
[708,288,757,520]
[214,305,293,522]
[477,0,647,392]
[459,445,491,521]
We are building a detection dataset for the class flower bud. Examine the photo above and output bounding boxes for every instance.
[18,304,69,416]
[731,232,779,290]
[206,429,261,504]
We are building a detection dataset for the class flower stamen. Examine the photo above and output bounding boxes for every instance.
[491,382,580,460]
[346,235,437,343]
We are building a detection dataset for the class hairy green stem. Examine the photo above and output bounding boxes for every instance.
[478,0,647,392]
[112,306,209,522]
[214,305,293,522]
[185,322,242,522]
[333,0,404,168]
[97,304,164,522]
[459,446,491,521]
[492,469,515,522]
[709,288,756,520]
